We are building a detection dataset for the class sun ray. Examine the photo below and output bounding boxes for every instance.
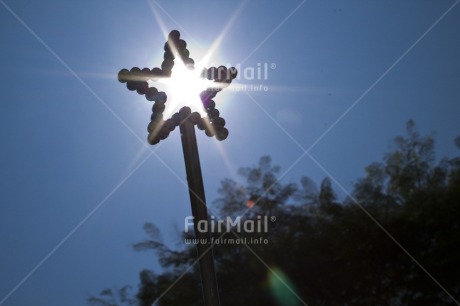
[146,0,169,39]
[212,139,240,182]
[200,1,247,66]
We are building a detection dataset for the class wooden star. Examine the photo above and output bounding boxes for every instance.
[118,30,238,145]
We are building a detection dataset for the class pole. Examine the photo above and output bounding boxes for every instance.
[179,108,221,306]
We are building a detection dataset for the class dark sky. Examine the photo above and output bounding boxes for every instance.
[1,0,459,305]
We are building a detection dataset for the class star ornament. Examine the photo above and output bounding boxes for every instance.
[117,30,238,145]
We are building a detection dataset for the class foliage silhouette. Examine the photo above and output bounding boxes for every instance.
[89,121,460,305]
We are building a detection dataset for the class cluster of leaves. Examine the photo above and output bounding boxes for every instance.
[90,120,460,305]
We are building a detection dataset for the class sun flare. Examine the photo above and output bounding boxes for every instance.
[159,60,212,118]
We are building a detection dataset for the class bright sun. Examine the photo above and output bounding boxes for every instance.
[159,60,212,118]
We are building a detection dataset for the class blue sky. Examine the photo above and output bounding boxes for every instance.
[1,0,459,305]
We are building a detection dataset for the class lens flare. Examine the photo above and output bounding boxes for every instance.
[268,267,301,306]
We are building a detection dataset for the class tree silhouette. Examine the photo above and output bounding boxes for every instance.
[89,121,460,305]
[88,286,136,306]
